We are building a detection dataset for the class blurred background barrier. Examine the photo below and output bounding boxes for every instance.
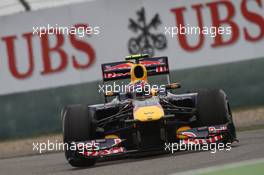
[0,0,263,139]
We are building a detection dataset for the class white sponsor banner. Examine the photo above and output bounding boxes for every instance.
[0,0,263,95]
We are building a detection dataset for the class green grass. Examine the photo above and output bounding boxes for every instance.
[198,159,264,175]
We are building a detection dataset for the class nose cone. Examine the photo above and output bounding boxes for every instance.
[133,105,164,122]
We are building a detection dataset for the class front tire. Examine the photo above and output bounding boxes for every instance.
[195,89,236,141]
[62,104,96,167]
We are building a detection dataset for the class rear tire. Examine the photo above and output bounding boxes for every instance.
[195,89,236,141]
[62,104,96,167]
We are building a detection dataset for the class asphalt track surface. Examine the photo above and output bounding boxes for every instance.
[1,129,264,175]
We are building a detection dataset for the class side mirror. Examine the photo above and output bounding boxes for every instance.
[165,83,181,90]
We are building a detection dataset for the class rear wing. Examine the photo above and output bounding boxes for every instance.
[101,56,170,82]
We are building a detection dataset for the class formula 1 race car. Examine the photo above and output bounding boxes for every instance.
[62,54,237,167]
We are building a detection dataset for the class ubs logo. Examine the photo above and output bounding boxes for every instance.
[128,7,167,57]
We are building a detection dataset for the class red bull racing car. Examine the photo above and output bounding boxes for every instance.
[62,54,237,167]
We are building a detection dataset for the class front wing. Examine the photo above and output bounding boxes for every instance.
[74,124,230,159]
